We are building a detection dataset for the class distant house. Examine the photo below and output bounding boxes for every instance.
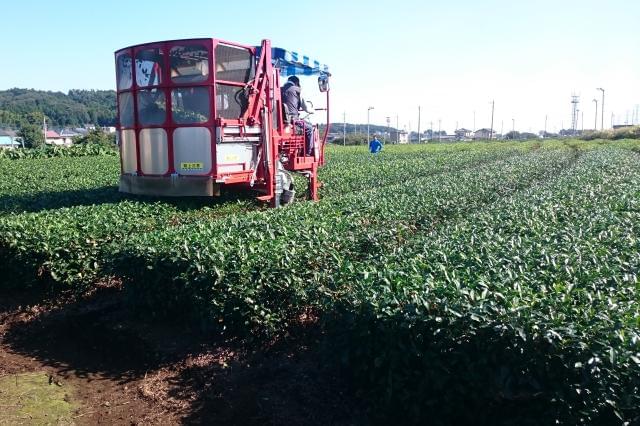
[0,130,20,149]
[473,128,496,140]
[327,132,342,142]
[73,127,89,135]
[613,124,634,130]
[60,129,81,139]
[389,130,409,144]
[45,130,73,146]
[409,132,422,143]
[455,128,473,140]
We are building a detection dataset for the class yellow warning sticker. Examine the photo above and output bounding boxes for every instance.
[181,162,204,170]
[224,154,239,162]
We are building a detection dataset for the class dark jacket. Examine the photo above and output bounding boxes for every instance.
[281,81,308,120]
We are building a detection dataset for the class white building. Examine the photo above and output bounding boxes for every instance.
[473,128,496,140]
[45,130,73,146]
[0,130,20,149]
[389,130,409,144]
[455,128,473,140]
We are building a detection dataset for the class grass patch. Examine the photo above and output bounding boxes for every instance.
[0,372,77,424]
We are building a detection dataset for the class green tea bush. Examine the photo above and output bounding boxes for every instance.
[111,149,572,331]
[581,126,640,141]
[0,143,117,160]
[328,148,640,424]
[2,140,640,423]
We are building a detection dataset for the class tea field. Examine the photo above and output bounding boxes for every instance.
[1,140,639,424]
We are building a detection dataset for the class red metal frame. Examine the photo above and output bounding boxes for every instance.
[115,38,329,206]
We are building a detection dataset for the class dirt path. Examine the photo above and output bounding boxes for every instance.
[0,287,360,425]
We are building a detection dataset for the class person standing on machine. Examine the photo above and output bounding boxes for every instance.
[281,76,314,155]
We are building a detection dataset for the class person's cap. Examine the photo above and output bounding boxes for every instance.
[288,76,300,85]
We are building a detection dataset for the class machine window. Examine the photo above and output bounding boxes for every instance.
[136,48,164,87]
[170,45,209,83]
[215,84,248,119]
[214,44,254,83]
[118,92,134,127]
[116,53,132,90]
[171,87,210,124]
[120,129,137,173]
[137,89,166,126]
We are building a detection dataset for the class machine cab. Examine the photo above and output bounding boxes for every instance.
[115,38,330,206]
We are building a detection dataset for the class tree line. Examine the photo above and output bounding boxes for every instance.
[0,88,116,128]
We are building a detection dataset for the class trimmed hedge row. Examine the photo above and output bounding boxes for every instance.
[111,149,573,331]
[0,145,521,290]
[0,143,117,160]
[2,142,639,423]
[327,148,640,423]
[110,147,640,423]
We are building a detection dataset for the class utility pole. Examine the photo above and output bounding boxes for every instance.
[489,100,495,140]
[396,115,399,143]
[473,110,476,131]
[343,111,346,146]
[386,116,391,144]
[544,115,548,136]
[367,106,374,144]
[592,99,598,130]
[438,119,442,142]
[597,88,605,130]
[500,120,504,138]
[430,121,433,142]
[43,116,47,144]
[571,95,580,134]
[417,106,421,143]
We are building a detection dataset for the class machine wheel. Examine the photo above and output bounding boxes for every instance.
[281,181,295,205]
[276,168,295,207]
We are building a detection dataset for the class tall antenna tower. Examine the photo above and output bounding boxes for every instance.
[571,95,580,133]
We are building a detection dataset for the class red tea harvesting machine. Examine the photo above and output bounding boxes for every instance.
[115,38,331,207]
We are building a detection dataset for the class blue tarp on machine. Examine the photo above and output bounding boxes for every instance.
[256,47,330,77]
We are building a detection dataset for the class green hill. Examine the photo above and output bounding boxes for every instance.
[0,88,116,128]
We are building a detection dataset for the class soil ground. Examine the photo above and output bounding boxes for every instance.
[0,284,362,425]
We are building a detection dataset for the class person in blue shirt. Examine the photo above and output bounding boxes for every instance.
[369,135,383,154]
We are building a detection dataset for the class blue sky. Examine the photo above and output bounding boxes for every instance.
[1,0,638,132]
